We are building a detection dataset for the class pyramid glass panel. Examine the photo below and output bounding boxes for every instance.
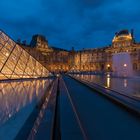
[0,31,50,80]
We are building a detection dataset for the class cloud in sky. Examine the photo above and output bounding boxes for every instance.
[0,0,140,50]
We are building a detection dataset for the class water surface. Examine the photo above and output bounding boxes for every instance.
[0,78,52,140]
[73,74,140,98]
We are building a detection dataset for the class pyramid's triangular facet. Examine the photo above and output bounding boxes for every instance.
[0,30,50,80]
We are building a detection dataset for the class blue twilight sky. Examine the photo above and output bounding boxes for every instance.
[0,0,140,50]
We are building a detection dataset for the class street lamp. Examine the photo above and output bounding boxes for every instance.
[107,64,110,68]
[124,64,127,67]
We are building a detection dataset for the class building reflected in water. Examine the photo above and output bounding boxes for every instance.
[75,74,140,98]
[0,79,52,126]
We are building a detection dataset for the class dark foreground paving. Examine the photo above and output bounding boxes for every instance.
[62,75,140,140]
[12,75,140,140]
[59,77,85,140]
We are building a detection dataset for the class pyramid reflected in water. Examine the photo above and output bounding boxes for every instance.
[0,30,50,80]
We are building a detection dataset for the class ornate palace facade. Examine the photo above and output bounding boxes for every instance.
[21,29,140,73]
[73,30,140,73]
[22,35,73,73]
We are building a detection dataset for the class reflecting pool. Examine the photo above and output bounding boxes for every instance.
[0,78,52,140]
[73,74,140,98]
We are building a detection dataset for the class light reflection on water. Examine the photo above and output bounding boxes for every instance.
[75,74,140,98]
[107,77,110,88]
[0,79,52,126]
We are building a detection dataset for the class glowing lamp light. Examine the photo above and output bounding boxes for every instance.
[124,64,127,67]
[5,53,9,56]
[107,74,110,77]
[107,64,110,67]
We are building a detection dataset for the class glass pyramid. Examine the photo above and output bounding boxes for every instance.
[0,30,50,80]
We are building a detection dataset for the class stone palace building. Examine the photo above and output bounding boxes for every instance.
[21,29,140,73]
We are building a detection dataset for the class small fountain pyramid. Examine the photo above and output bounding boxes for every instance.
[112,52,133,77]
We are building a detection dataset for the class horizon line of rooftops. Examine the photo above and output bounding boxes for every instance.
[1,28,140,52]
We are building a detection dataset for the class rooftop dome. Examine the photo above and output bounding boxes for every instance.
[116,30,129,36]
[113,29,132,43]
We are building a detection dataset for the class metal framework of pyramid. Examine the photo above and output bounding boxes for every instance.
[0,30,50,80]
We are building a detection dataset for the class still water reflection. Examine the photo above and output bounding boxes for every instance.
[0,78,52,126]
[74,74,140,98]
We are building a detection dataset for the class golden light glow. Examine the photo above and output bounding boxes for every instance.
[113,34,132,43]
[124,64,127,67]
[107,64,110,68]
[107,77,111,88]
[0,31,50,80]
[5,53,9,56]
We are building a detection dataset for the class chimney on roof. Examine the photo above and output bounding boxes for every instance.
[131,29,134,38]
[131,29,135,43]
